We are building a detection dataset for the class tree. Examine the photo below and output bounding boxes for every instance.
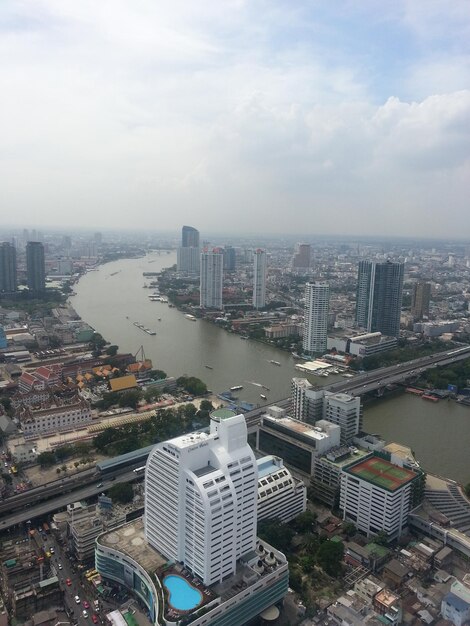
[1,472,12,485]
[61,464,67,473]
[74,461,80,469]
[343,522,357,538]
[374,530,389,547]
[177,376,207,396]
[316,540,344,577]
[293,511,317,534]
[106,345,119,357]
[118,389,142,409]
[56,468,61,475]
[464,483,470,498]
[258,518,294,554]
[37,451,56,468]
[108,482,134,504]
[150,369,167,380]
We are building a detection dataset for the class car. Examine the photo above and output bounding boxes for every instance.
[50,547,55,554]
[58,563,63,570]
[97,483,103,488]
[83,610,89,618]
[92,615,99,624]
[75,595,81,604]
[66,578,72,586]
[45,551,51,558]
[83,601,90,609]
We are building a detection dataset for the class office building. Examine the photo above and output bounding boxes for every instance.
[253,249,267,309]
[291,378,325,423]
[200,248,223,309]
[26,241,46,292]
[340,454,419,540]
[257,455,306,524]
[327,331,397,358]
[96,409,289,626]
[303,282,329,354]
[355,260,404,337]
[182,225,200,248]
[292,243,311,270]
[411,282,431,320]
[0,242,17,293]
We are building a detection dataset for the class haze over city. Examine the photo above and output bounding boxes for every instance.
[1,0,469,237]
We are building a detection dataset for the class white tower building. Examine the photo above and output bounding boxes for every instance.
[302,282,329,354]
[144,409,258,586]
[253,249,267,309]
[200,248,224,309]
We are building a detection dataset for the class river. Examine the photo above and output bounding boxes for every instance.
[71,252,470,484]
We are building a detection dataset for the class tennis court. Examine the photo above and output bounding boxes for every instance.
[347,456,416,491]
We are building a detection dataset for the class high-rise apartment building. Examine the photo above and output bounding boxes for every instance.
[0,242,17,293]
[411,282,431,320]
[200,249,223,309]
[303,282,329,354]
[292,243,311,270]
[223,246,236,271]
[253,249,267,309]
[356,260,404,337]
[145,409,258,586]
[182,225,200,248]
[26,241,46,292]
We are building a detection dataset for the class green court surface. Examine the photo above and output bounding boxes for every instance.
[348,456,415,491]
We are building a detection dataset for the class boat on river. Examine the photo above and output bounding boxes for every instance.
[260,394,267,400]
[230,385,243,391]
[185,314,197,321]
[269,360,281,366]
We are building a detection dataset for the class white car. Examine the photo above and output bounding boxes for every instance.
[75,595,81,604]
[58,563,63,570]
[83,610,89,618]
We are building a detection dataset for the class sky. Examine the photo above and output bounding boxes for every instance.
[1,0,469,238]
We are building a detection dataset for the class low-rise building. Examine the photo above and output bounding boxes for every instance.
[257,455,306,524]
[19,393,92,437]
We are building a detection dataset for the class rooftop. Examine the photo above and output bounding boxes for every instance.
[263,415,333,441]
[210,408,237,421]
[345,455,417,491]
[257,456,282,479]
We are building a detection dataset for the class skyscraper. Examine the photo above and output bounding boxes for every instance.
[26,241,46,292]
[178,225,201,274]
[200,249,223,309]
[292,243,311,270]
[223,246,236,271]
[0,242,17,293]
[182,225,200,248]
[302,282,329,354]
[411,281,431,320]
[356,260,404,337]
[145,409,258,586]
[252,249,267,309]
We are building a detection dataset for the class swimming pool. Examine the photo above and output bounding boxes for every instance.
[163,575,203,611]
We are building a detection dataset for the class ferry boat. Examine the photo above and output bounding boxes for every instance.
[185,314,197,321]
[205,365,213,369]
[422,394,439,402]
[269,360,281,366]
[230,385,243,391]
[260,394,267,400]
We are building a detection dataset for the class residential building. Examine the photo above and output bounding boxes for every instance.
[441,578,470,626]
[223,246,236,271]
[411,282,431,320]
[257,456,306,524]
[291,378,324,423]
[303,282,329,354]
[26,242,46,292]
[340,454,419,540]
[356,260,404,337]
[253,249,267,309]
[96,409,289,626]
[0,242,17,293]
[182,225,200,248]
[200,248,224,309]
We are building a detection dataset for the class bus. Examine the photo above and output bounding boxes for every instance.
[133,466,146,475]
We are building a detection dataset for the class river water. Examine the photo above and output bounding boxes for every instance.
[71,252,470,483]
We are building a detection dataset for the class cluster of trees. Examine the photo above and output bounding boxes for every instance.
[37,441,94,469]
[258,512,345,597]
[93,403,212,457]
[176,376,207,396]
[108,482,134,503]
[349,340,454,372]
[421,357,470,391]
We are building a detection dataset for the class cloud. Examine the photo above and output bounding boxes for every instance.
[0,1,469,237]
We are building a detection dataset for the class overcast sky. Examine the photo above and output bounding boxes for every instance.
[1,1,469,237]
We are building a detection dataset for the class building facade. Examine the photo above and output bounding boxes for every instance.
[292,243,311,270]
[176,246,200,274]
[340,454,418,540]
[411,282,431,320]
[26,241,46,292]
[19,394,92,437]
[252,249,267,309]
[355,260,404,337]
[200,249,224,309]
[0,242,17,293]
[257,455,306,524]
[182,225,200,248]
[303,282,329,354]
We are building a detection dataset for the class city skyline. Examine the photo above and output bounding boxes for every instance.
[1,1,469,237]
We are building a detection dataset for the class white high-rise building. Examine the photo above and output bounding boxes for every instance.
[177,246,200,274]
[253,249,267,309]
[303,282,329,354]
[200,248,223,309]
[145,409,258,586]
